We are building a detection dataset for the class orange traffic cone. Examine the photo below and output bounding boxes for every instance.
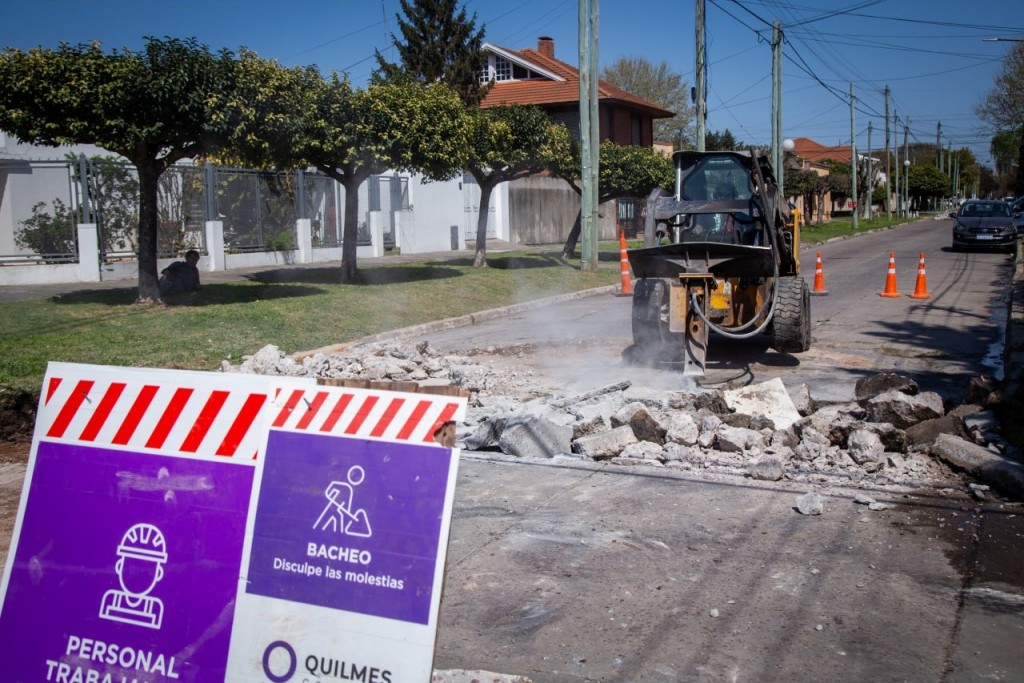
[909,252,930,299]
[617,229,633,296]
[880,251,901,298]
[810,251,829,296]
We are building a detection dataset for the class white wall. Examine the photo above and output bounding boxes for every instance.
[401,176,464,252]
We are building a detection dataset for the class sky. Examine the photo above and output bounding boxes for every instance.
[3,0,1022,167]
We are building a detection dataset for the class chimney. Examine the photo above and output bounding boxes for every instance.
[537,36,554,58]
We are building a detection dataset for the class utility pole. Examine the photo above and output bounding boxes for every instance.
[893,113,900,218]
[903,117,910,216]
[884,86,891,220]
[589,0,599,262]
[578,0,599,271]
[850,83,858,231]
[952,151,957,198]
[772,20,784,199]
[866,121,873,220]
[695,0,706,151]
[936,121,941,168]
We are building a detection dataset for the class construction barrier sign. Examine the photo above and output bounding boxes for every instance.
[0,363,467,683]
[227,381,467,682]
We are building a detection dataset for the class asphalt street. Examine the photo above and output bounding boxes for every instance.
[2,221,1022,682]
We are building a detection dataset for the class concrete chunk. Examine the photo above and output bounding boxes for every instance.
[932,434,1024,499]
[497,416,573,459]
[665,413,700,446]
[716,426,767,453]
[855,372,919,400]
[723,377,802,430]
[847,429,885,465]
[866,390,944,429]
[611,402,667,444]
[571,425,638,460]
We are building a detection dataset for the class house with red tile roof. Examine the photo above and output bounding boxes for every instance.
[791,137,852,164]
[478,36,675,148]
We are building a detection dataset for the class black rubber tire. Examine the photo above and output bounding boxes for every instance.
[772,276,811,353]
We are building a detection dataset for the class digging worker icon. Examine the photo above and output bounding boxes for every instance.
[313,465,373,538]
[99,523,168,630]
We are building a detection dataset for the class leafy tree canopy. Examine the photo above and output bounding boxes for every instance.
[908,164,950,198]
[704,129,745,151]
[0,37,237,302]
[977,42,1024,133]
[373,0,488,106]
[601,56,694,148]
[225,52,469,282]
[553,140,673,201]
[555,141,674,258]
[977,42,1024,195]
[463,105,565,267]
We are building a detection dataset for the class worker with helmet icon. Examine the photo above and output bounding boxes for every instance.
[99,522,168,630]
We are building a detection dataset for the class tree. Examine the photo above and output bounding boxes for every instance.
[373,0,489,107]
[0,38,237,303]
[705,129,745,151]
[977,41,1024,196]
[226,53,468,283]
[990,129,1021,195]
[601,57,693,147]
[464,106,563,268]
[824,161,851,210]
[908,164,950,210]
[953,148,982,200]
[783,167,817,218]
[554,141,674,257]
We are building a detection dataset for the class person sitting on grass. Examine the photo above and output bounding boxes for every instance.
[159,249,201,297]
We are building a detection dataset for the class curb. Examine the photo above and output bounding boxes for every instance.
[294,285,619,359]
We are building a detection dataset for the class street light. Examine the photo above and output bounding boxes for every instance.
[983,37,1024,42]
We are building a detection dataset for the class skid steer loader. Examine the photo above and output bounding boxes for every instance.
[626,149,811,376]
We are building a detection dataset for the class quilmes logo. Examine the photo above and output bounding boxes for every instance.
[262,641,297,682]
[261,640,393,683]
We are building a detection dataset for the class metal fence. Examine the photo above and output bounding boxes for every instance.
[0,158,79,264]
[1,155,416,264]
[84,159,207,261]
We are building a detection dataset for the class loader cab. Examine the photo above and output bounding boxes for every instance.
[676,152,765,246]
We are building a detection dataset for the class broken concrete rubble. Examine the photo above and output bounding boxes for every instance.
[723,377,802,430]
[224,343,1023,498]
[865,390,945,429]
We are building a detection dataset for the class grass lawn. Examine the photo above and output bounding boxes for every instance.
[801,214,921,244]
[0,250,620,393]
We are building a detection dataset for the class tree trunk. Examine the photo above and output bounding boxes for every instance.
[135,164,162,304]
[472,179,494,268]
[559,182,583,259]
[340,171,368,284]
[560,209,583,259]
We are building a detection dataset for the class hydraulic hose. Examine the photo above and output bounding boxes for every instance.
[688,235,781,339]
[690,149,785,340]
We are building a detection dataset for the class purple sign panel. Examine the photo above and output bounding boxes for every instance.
[246,429,454,625]
[0,441,253,683]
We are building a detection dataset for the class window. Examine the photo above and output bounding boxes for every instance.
[493,57,512,81]
[631,115,642,146]
[479,55,541,84]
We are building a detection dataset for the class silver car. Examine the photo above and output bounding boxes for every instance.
[951,200,1016,252]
